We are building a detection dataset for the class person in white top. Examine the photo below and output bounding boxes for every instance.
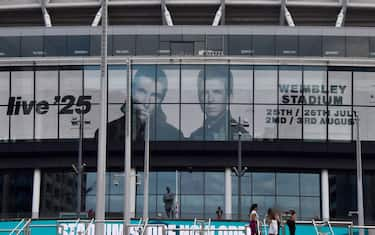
[268,211,278,235]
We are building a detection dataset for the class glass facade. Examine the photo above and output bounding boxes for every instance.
[0,65,374,142]
[1,33,375,58]
[232,172,321,221]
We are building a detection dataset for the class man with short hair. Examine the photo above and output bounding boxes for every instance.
[190,68,249,140]
[98,67,181,147]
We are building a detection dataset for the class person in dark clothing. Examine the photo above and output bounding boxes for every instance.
[286,210,296,235]
[163,186,175,218]
[190,68,249,140]
[96,67,182,148]
[216,206,224,220]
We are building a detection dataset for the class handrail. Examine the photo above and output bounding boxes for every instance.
[16,218,32,235]
[84,218,95,235]
[9,218,25,235]
[141,218,149,235]
[73,218,80,235]
[327,221,335,235]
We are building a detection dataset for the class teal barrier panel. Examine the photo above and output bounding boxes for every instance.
[0,219,353,235]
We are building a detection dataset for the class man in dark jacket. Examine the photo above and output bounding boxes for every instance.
[97,67,181,148]
[190,68,249,140]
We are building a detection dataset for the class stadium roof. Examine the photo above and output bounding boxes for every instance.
[0,0,375,26]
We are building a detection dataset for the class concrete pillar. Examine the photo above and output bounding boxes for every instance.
[32,169,41,219]
[225,168,232,219]
[321,169,330,221]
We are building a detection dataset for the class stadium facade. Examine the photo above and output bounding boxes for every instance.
[1,0,375,225]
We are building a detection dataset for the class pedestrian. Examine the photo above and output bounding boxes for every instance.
[216,206,223,220]
[249,204,259,235]
[286,210,296,235]
[268,211,278,235]
[163,186,175,218]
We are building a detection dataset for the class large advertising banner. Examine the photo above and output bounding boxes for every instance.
[0,65,374,142]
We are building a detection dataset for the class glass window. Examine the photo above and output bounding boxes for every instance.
[232,172,252,196]
[252,195,276,219]
[36,70,58,103]
[300,197,320,220]
[354,72,375,106]
[323,36,345,57]
[44,35,66,57]
[0,106,9,140]
[254,66,277,104]
[230,65,253,104]
[253,172,275,195]
[328,71,352,106]
[158,65,179,103]
[253,35,275,56]
[232,195,252,220]
[67,35,90,56]
[328,71,352,141]
[329,172,356,221]
[370,37,375,57]
[205,172,224,194]
[136,35,159,56]
[35,105,58,139]
[300,174,320,196]
[108,65,127,104]
[21,36,44,57]
[303,68,327,140]
[276,35,298,56]
[228,35,252,56]
[84,104,100,138]
[346,37,369,58]
[254,105,277,139]
[181,195,203,218]
[112,35,135,56]
[10,71,34,140]
[0,71,9,105]
[180,172,204,194]
[0,36,21,57]
[230,105,253,140]
[299,36,322,57]
[276,196,300,216]
[0,172,33,218]
[156,104,180,140]
[171,42,194,56]
[136,172,157,195]
[90,35,112,56]
[84,66,101,104]
[353,107,375,141]
[328,106,352,141]
[181,65,203,103]
[279,67,303,139]
[206,35,225,52]
[59,105,79,139]
[60,69,83,100]
[276,173,299,196]
[157,172,176,195]
[204,195,224,218]
[182,104,204,140]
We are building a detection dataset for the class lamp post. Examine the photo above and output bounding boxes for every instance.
[354,112,364,232]
[231,117,249,220]
[71,110,90,218]
[143,113,150,220]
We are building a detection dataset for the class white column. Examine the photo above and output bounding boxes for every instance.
[130,168,137,218]
[321,169,330,221]
[32,169,41,219]
[225,168,232,220]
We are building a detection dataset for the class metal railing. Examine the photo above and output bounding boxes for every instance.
[348,225,375,235]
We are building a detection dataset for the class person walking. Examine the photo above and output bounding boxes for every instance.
[286,210,297,235]
[268,211,279,235]
[249,204,259,235]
